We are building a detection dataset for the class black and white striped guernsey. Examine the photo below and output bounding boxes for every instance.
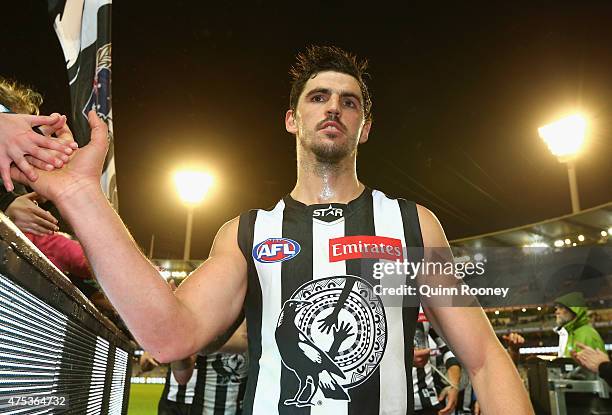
[160,352,248,414]
[238,188,423,415]
[412,312,460,411]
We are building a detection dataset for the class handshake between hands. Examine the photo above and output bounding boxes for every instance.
[0,110,109,205]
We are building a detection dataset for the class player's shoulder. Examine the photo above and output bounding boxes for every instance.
[211,217,241,253]
[218,216,240,235]
[236,199,287,227]
[415,204,439,224]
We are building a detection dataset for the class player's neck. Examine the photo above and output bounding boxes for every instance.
[292,155,363,205]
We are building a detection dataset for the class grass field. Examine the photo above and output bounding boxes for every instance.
[127,384,164,415]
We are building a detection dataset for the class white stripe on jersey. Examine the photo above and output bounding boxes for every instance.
[251,200,285,414]
[423,365,437,407]
[414,390,422,411]
[197,353,248,415]
[201,357,218,413]
[166,368,198,403]
[311,215,347,415]
[372,190,409,415]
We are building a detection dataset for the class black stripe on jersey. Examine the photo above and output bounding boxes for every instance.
[161,366,171,399]
[214,355,229,415]
[191,355,208,413]
[176,380,188,404]
[398,199,424,247]
[238,210,260,415]
[345,190,380,415]
[414,322,435,410]
[278,207,314,415]
[399,198,422,415]
[237,376,247,414]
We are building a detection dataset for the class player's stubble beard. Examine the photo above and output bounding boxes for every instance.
[297,115,359,168]
[295,113,363,201]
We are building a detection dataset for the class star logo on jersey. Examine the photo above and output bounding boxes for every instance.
[275,276,387,408]
[312,204,344,222]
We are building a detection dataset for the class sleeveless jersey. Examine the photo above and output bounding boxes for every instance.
[413,312,459,411]
[161,352,248,414]
[161,365,198,405]
[238,188,423,415]
[191,352,249,414]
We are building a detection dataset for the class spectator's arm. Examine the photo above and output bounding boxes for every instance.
[5,192,58,235]
[0,112,77,190]
[138,351,160,374]
[438,365,461,415]
[502,332,525,365]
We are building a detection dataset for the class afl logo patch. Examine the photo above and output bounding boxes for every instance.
[253,238,301,263]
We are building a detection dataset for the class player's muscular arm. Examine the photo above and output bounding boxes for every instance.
[10,113,247,363]
[62,188,245,362]
[416,205,534,415]
[174,218,247,357]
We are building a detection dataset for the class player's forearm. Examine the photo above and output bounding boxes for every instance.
[427,307,533,414]
[470,346,533,414]
[56,185,200,360]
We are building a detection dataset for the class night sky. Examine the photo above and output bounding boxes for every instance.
[2,1,611,259]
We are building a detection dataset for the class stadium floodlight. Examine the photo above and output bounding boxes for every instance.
[174,170,214,261]
[174,171,213,205]
[538,114,587,159]
[538,114,587,214]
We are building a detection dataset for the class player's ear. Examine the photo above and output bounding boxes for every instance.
[358,120,371,144]
[285,109,298,134]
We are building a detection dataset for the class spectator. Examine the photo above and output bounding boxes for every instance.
[553,292,604,357]
[413,309,462,415]
[0,76,76,191]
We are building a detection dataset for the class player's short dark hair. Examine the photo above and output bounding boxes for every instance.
[289,46,372,121]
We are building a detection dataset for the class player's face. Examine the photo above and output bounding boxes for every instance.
[286,71,371,163]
